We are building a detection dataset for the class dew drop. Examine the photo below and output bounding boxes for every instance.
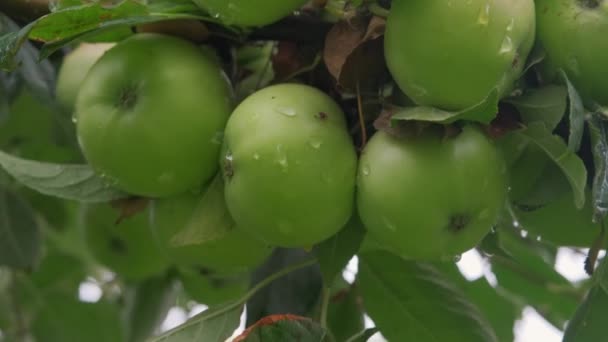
[275,144,288,172]
[225,151,233,163]
[453,254,462,262]
[499,36,513,54]
[520,229,528,238]
[361,164,371,176]
[506,18,515,32]
[477,2,491,25]
[308,140,322,149]
[382,217,397,232]
[253,153,260,160]
[275,107,297,117]
[71,116,78,124]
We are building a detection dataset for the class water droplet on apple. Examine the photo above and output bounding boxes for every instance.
[275,107,296,117]
[382,217,397,232]
[275,144,288,172]
[361,164,371,176]
[499,36,514,54]
[477,3,491,26]
[308,140,322,149]
[506,18,515,32]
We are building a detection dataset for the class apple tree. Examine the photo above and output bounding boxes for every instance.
[0,0,606,341]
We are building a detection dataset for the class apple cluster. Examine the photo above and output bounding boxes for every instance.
[54,0,608,302]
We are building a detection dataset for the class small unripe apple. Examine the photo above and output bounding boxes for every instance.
[56,43,114,112]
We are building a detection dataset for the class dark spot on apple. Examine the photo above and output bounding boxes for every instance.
[116,84,138,111]
[109,236,127,254]
[512,53,520,68]
[447,214,470,233]
[316,112,328,120]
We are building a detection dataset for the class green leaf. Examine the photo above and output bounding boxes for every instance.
[463,279,520,342]
[506,144,552,204]
[0,150,127,202]
[22,250,86,298]
[32,295,125,342]
[247,249,322,325]
[237,315,326,342]
[358,251,498,342]
[345,328,380,342]
[560,70,585,152]
[391,88,498,124]
[0,1,208,69]
[0,22,35,71]
[326,279,365,342]
[511,162,572,209]
[314,212,365,284]
[0,188,41,269]
[491,230,580,327]
[151,303,243,342]
[562,286,608,342]
[235,42,276,101]
[504,85,567,131]
[123,273,176,342]
[158,174,234,247]
[588,114,608,222]
[434,263,520,342]
[0,13,56,104]
[514,188,602,248]
[510,122,587,209]
[157,258,318,341]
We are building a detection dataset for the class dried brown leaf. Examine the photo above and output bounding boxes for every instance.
[110,197,149,225]
[323,16,386,90]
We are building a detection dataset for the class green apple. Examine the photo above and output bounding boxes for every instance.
[82,203,170,280]
[75,33,233,197]
[385,0,536,110]
[193,0,308,27]
[221,84,357,247]
[151,177,273,273]
[357,125,507,260]
[56,43,114,112]
[536,0,608,105]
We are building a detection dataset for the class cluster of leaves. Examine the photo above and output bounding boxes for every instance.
[0,0,607,341]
